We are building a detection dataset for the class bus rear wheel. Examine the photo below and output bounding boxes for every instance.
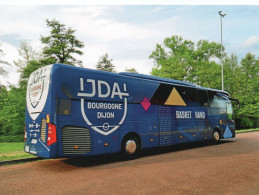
[122,135,140,159]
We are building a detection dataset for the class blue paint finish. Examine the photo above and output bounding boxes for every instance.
[223,126,233,138]
[24,64,236,158]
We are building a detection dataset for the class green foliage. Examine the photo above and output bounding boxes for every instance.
[14,41,41,69]
[96,53,116,72]
[125,68,138,73]
[0,43,10,78]
[223,53,259,129]
[232,53,259,129]
[150,35,222,89]
[0,86,26,137]
[41,19,84,66]
[0,86,8,132]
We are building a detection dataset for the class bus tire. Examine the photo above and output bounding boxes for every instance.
[213,129,221,142]
[122,134,140,159]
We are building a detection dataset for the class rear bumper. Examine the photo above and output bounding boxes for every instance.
[24,139,53,158]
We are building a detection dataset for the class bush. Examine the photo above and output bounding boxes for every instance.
[0,135,24,142]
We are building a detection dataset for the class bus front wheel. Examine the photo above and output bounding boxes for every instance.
[122,135,140,159]
[213,130,221,142]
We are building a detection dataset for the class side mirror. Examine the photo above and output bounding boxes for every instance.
[229,97,240,109]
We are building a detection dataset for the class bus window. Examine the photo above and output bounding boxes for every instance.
[208,91,216,107]
[198,90,209,107]
[226,101,233,120]
[177,86,198,106]
[209,95,227,114]
[150,83,172,105]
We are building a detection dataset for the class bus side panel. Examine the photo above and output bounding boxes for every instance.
[52,65,160,157]
[172,106,212,144]
[56,101,160,157]
[119,104,159,150]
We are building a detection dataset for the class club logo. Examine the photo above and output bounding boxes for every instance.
[78,78,129,135]
[26,65,52,120]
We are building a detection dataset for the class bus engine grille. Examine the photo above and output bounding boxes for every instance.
[62,126,91,155]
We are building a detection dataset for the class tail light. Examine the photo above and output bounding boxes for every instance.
[24,124,27,142]
[47,123,57,146]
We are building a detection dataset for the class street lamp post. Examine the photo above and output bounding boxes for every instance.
[218,11,226,91]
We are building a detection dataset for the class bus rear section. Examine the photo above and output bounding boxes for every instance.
[24,65,57,158]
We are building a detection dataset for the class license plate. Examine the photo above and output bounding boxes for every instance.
[25,145,29,152]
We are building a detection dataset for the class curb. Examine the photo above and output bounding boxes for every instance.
[0,157,44,166]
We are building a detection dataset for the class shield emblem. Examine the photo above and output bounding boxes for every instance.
[80,98,128,135]
[26,65,52,120]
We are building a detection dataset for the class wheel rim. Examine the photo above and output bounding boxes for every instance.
[125,139,137,154]
[214,131,220,141]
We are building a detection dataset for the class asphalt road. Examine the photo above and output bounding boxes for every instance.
[1,132,259,195]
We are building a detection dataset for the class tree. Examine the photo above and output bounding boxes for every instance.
[41,19,84,66]
[0,86,8,134]
[149,35,223,89]
[125,68,138,73]
[14,41,41,69]
[0,43,9,79]
[235,53,259,128]
[96,53,116,72]
[14,41,52,89]
[0,86,25,140]
[223,54,241,94]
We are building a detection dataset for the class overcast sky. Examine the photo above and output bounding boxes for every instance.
[1,1,259,86]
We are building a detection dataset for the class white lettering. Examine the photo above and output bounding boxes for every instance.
[78,78,129,99]
[111,83,122,99]
[176,111,192,119]
[88,102,122,110]
[97,112,115,118]
[78,79,96,97]
[98,80,110,98]
[195,111,205,119]
[80,78,84,91]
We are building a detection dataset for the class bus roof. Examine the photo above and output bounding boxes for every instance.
[120,72,196,87]
[52,64,229,97]
[119,72,229,96]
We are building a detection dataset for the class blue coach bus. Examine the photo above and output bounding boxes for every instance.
[24,64,238,158]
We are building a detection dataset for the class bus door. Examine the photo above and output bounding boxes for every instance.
[158,106,173,146]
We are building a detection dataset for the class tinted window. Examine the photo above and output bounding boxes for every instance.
[209,94,227,114]
[177,86,198,106]
[226,101,233,119]
[208,91,216,107]
[150,84,173,105]
[198,90,209,107]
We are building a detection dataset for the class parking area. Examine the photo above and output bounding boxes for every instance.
[1,132,259,194]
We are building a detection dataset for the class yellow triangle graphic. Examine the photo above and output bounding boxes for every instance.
[165,88,186,106]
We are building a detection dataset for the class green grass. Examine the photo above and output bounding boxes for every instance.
[0,142,35,162]
[236,128,259,134]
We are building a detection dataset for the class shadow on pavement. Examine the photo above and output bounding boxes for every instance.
[62,139,234,168]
